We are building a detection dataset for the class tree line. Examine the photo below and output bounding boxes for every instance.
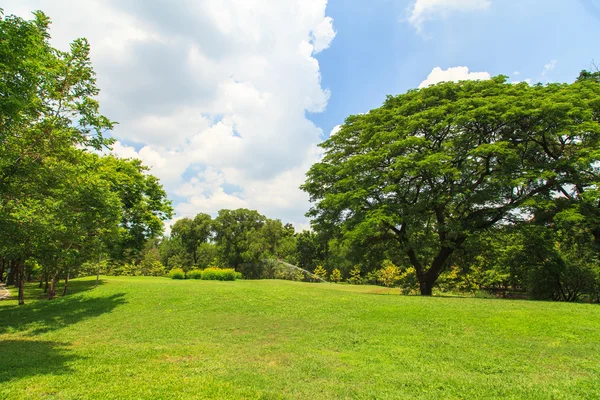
[0,10,172,304]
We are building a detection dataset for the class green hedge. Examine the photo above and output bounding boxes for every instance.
[201,267,241,281]
[168,268,185,280]
[187,269,202,280]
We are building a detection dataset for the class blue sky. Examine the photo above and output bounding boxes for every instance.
[4,0,600,231]
[312,0,600,137]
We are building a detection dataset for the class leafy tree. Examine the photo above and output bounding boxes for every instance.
[98,156,173,262]
[171,213,212,266]
[303,77,600,295]
[294,230,326,271]
[213,209,266,275]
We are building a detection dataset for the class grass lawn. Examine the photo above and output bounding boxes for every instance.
[1,277,599,399]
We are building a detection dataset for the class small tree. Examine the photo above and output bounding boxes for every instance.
[313,265,327,280]
[330,268,342,283]
[348,265,362,284]
[380,260,401,290]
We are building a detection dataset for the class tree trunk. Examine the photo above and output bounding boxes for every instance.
[6,260,16,286]
[44,270,49,293]
[96,255,101,288]
[62,266,70,296]
[0,257,5,282]
[48,273,58,300]
[38,270,44,288]
[18,261,25,305]
[419,275,435,296]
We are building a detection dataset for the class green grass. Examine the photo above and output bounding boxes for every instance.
[1,277,599,399]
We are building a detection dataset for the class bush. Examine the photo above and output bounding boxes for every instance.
[330,268,342,283]
[168,268,185,280]
[201,267,241,281]
[187,269,202,280]
[380,260,401,288]
[313,265,327,280]
[347,265,362,284]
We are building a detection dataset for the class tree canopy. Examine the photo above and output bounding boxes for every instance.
[302,76,600,295]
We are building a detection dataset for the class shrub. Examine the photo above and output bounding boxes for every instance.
[187,269,202,280]
[313,265,327,280]
[380,260,401,288]
[365,270,381,285]
[201,267,240,281]
[168,268,185,280]
[150,261,166,277]
[293,270,305,282]
[348,265,362,284]
[330,268,342,283]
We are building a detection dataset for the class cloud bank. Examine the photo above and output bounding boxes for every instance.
[5,0,336,230]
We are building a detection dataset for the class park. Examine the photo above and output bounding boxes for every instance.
[1,3,600,399]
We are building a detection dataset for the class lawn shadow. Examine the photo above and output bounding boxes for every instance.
[0,340,81,384]
[3,278,109,301]
[0,292,127,335]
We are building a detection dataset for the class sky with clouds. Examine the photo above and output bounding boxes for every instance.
[3,0,600,231]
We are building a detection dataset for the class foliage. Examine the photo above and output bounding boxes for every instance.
[168,268,185,280]
[0,10,172,302]
[347,265,362,284]
[171,213,212,267]
[294,230,326,272]
[200,267,241,281]
[313,265,327,280]
[330,268,342,283]
[187,269,203,280]
[398,267,419,294]
[379,260,401,288]
[302,77,600,295]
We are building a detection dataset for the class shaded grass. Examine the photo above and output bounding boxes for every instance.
[1,277,599,399]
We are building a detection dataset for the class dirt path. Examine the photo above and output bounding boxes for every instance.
[0,283,10,300]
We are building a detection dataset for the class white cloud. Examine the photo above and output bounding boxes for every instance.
[419,66,491,88]
[330,125,342,136]
[408,0,491,32]
[4,0,336,229]
[311,16,336,53]
[544,59,557,72]
[541,59,557,81]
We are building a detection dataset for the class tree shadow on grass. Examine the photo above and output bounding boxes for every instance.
[4,278,109,301]
[0,292,127,335]
[0,340,81,384]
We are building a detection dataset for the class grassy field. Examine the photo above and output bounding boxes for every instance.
[1,277,599,399]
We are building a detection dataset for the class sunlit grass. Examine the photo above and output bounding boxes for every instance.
[1,276,599,399]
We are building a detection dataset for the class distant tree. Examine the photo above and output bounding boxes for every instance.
[303,77,600,295]
[171,213,212,266]
[294,230,326,271]
[213,209,266,274]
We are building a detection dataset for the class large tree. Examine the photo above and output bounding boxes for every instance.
[171,213,212,267]
[302,76,600,295]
